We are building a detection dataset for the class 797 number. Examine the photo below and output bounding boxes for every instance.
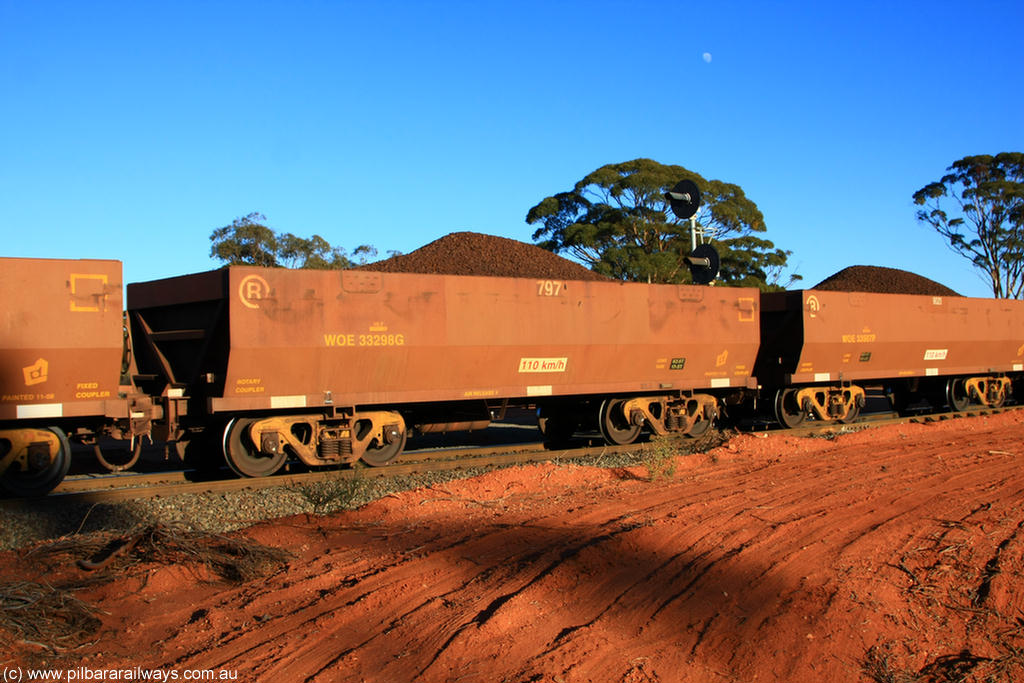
[537,280,564,296]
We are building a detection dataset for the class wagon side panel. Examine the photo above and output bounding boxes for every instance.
[0,257,123,421]
[213,268,761,412]
[784,291,1024,383]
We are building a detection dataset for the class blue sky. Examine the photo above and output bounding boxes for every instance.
[2,0,1021,296]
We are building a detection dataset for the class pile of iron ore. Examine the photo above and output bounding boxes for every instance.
[360,231,610,281]
[812,265,960,296]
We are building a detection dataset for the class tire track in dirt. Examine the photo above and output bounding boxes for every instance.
[40,412,1024,682]
[162,512,664,678]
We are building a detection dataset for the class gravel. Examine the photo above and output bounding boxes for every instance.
[0,473,469,551]
[0,436,723,551]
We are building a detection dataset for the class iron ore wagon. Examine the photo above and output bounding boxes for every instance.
[127,267,762,477]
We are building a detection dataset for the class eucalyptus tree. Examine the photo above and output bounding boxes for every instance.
[210,212,376,269]
[526,158,797,289]
[913,153,1024,298]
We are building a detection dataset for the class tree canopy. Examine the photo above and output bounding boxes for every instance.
[210,212,377,269]
[912,153,1024,299]
[526,158,798,289]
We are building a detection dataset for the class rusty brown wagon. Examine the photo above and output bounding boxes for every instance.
[0,257,155,496]
[128,267,761,477]
[756,289,1024,427]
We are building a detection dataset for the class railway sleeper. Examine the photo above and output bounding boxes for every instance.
[621,393,718,438]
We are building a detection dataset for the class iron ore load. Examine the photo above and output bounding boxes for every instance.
[2,236,1023,497]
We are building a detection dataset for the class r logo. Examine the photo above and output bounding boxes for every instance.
[806,294,821,319]
[23,358,48,386]
[239,275,271,309]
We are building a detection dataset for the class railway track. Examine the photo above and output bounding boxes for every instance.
[7,438,692,505]
[3,404,1018,508]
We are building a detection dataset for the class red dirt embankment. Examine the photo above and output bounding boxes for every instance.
[8,412,1024,682]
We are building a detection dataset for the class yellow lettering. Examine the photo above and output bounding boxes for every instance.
[234,378,265,393]
[75,390,111,399]
[324,333,357,347]
[536,280,564,296]
[325,332,406,347]
[464,389,499,397]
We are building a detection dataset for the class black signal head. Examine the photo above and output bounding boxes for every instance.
[665,179,701,219]
[687,243,720,285]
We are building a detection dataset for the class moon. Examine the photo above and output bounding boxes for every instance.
[702,52,712,63]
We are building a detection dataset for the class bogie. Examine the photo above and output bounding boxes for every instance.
[772,384,865,428]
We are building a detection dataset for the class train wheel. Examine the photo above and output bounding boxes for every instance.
[774,388,807,428]
[946,378,970,412]
[0,427,71,498]
[990,384,1008,409]
[685,416,714,438]
[360,428,406,467]
[599,398,642,445]
[838,401,861,424]
[686,397,719,438]
[223,418,286,478]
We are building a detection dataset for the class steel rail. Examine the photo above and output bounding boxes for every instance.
[3,405,1019,507]
[7,439,680,507]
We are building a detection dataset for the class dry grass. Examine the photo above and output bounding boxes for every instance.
[644,436,679,481]
[0,580,101,651]
[33,523,293,583]
[290,472,369,514]
[7,525,291,655]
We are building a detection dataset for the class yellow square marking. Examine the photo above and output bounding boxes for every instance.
[69,273,109,312]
